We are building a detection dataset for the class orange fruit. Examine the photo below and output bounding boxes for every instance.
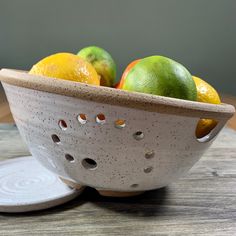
[193,76,221,139]
[116,59,140,89]
[29,52,100,85]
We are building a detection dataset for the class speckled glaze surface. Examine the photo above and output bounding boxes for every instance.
[0,69,235,193]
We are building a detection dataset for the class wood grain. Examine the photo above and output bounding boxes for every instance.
[0,125,236,235]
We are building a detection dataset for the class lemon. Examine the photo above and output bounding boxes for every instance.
[193,76,220,104]
[29,52,100,85]
[193,76,221,139]
[195,119,218,139]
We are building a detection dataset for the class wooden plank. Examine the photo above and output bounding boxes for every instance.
[0,126,235,235]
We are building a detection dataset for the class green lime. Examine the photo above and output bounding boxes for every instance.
[77,46,116,87]
[122,56,197,101]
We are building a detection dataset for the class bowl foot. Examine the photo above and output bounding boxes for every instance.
[60,177,144,197]
[97,190,145,197]
[60,177,84,191]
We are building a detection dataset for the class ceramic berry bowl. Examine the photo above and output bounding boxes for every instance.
[0,69,235,197]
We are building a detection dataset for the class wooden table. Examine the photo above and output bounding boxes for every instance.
[0,124,236,235]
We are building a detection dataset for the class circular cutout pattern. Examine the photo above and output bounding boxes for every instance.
[82,158,97,170]
[77,114,87,125]
[144,166,153,173]
[58,120,67,130]
[145,151,155,159]
[65,154,75,163]
[115,119,126,129]
[133,131,144,140]
[51,134,60,144]
[96,114,106,124]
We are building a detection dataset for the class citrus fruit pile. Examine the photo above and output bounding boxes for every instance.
[29,46,221,138]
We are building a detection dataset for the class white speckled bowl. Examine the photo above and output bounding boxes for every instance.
[0,69,235,196]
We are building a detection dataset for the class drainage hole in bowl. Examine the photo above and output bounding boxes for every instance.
[51,134,61,144]
[133,131,144,140]
[58,120,67,130]
[130,184,139,188]
[77,114,87,125]
[65,154,75,163]
[115,119,126,129]
[82,158,97,170]
[96,114,106,124]
[145,151,155,159]
[144,166,153,173]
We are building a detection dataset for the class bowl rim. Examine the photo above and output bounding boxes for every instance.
[0,68,235,119]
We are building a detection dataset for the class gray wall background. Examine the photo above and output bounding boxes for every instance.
[0,0,236,95]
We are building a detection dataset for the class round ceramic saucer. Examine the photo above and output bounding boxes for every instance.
[0,156,84,213]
